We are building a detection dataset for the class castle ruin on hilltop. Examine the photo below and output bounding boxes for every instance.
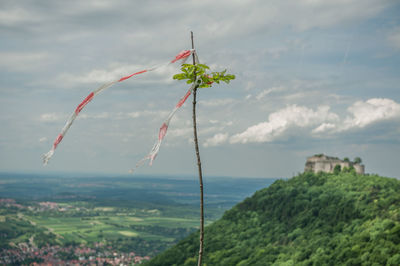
[305,154,365,175]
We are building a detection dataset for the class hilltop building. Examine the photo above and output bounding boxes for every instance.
[305,154,365,174]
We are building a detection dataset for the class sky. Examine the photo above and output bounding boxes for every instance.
[1,0,400,178]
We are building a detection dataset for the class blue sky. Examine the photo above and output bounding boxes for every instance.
[1,0,399,178]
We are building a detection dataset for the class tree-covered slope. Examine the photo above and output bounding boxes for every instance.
[145,172,400,266]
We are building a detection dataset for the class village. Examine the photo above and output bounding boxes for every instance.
[0,242,150,265]
[0,199,151,265]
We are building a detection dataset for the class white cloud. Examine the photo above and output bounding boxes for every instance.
[39,113,64,123]
[78,112,110,120]
[313,98,400,134]
[287,0,390,31]
[205,119,233,127]
[0,52,51,72]
[343,98,400,129]
[387,27,400,49]
[125,110,169,119]
[168,127,192,138]
[38,110,170,125]
[0,7,40,26]
[230,105,338,144]
[58,63,146,85]
[230,98,400,144]
[126,112,141,119]
[39,137,47,143]
[245,81,255,91]
[256,87,284,101]
[1,0,391,38]
[55,60,184,87]
[204,133,229,147]
[199,98,235,107]
[312,123,336,134]
[197,0,392,36]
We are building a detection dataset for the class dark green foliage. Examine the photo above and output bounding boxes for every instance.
[145,172,400,266]
[0,217,36,249]
[354,157,362,164]
[129,225,195,239]
[108,237,170,257]
[33,231,58,247]
[342,165,356,174]
[333,164,341,175]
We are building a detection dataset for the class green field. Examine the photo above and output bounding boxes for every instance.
[0,172,276,257]
[26,211,200,244]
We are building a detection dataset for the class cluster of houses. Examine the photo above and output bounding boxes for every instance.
[0,198,24,209]
[0,242,150,265]
[0,199,82,212]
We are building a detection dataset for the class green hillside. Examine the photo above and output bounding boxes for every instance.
[145,172,400,266]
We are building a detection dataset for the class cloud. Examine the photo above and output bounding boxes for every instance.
[312,123,336,134]
[125,110,170,120]
[286,0,391,31]
[168,127,192,138]
[0,52,51,72]
[245,81,255,91]
[190,0,393,37]
[39,110,172,126]
[230,105,338,144]
[56,63,147,85]
[54,60,184,87]
[79,112,110,120]
[39,112,112,123]
[387,27,400,49]
[0,7,40,26]
[39,137,47,143]
[2,0,389,49]
[256,87,284,101]
[313,98,400,134]
[343,98,400,129]
[199,98,235,107]
[204,133,229,147]
[186,0,392,38]
[230,98,400,145]
[39,113,64,123]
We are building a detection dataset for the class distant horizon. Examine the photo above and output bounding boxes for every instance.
[1,167,397,180]
[0,170,284,180]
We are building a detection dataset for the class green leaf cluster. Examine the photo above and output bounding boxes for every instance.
[173,64,235,88]
[145,172,400,266]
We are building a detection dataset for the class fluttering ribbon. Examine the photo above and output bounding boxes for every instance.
[43,49,195,165]
[132,84,194,172]
[131,53,201,172]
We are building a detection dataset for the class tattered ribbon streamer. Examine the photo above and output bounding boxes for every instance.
[43,49,194,165]
[132,84,194,173]
[132,53,201,172]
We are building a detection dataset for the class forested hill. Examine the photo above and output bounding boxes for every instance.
[145,172,400,266]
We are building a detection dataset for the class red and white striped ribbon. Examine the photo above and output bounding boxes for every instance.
[43,49,194,165]
[132,54,201,172]
[132,84,194,172]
